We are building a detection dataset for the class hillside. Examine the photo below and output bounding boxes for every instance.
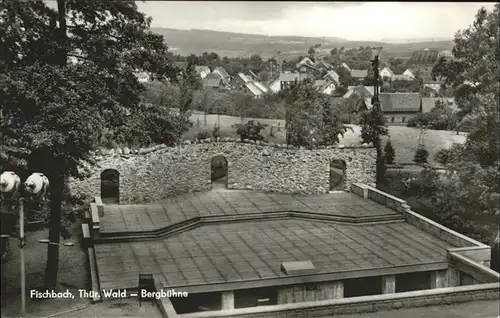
[154,28,454,60]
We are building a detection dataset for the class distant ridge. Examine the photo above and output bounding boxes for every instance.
[151,27,454,59]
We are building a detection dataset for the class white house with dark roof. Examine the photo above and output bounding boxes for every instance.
[296,57,315,68]
[423,76,442,91]
[313,79,336,95]
[212,67,231,84]
[323,70,340,84]
[380,67,395,80]
[403,69,415,80]
[195,66,211,79]
[269,73,310,93]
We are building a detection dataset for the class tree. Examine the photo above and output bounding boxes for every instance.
[0,0,182,290]
[414,145,429,164]
[285,83,349,149]
[384,140,395,165]
[358,52,388,185]
[234,120,267,142]
[179,60,202,114]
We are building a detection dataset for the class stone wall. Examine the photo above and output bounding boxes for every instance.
[69,139,376,204]
[173,283,500,318]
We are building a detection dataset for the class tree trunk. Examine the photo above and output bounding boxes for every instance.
[43,173,64,290]
[57,0,67,63]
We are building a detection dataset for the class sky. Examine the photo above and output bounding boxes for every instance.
[135,1,496,41]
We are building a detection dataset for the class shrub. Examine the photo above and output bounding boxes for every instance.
[212,126,220,139]
[435,148,453,166]
[414,145,429,164]
[384,140,396,164]
[234,120,267,141]
[194,131,210,140]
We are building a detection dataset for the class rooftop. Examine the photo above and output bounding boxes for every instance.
[93,190,462,292]
[379,93,421,112]
[350,69,368,78]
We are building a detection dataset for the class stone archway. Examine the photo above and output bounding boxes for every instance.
[100,169,120,203]
[211,155,228,190]
[329,159,346,191]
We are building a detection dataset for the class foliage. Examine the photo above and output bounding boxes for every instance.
[142,82,180,107]
[381,79,422,93]
[212,125,221,139]
[401,5,500,245]
[407,100,458,130]
[413,145,429,164]
[384,140,396,164]
[285,83,349,149]
[0,0,183,290]
[434,144,462,166]
[358,82,389,184]
[415,165,499,243]
[192,88,286,120]
[234,120,267,141]
[179,61,202,114]
[194,131,210,140]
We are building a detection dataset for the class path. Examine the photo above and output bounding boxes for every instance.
[211,176,228,191]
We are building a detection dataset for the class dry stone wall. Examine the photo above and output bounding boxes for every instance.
[69,138,376,204]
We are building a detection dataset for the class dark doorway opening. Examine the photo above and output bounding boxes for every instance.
[100,169,119,204]
[329,159,346,191]
[396,271,431,292]
[344,276,382,297]
[211,156,228,189]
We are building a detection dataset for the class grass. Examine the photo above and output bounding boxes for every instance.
[186,112,466,165]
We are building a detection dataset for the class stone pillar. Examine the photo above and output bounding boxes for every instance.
[333,281,344,298]
[431,270,448,289]
[447,267,460,287]
[382,275,396,294]
[221,291,234,310]
[320,281,344,300]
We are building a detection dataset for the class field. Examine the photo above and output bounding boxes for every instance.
[187,112,466,165]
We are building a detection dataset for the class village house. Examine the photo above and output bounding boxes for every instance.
[230,73,251,90]
[343,86,375,112]
[195,66,211,80]
[340,62,351,72]
[422,76,442,92]
[244,81,266,99]
[314,59,334,73]
[253,81,269,94]
[323,70,340,84]
[296,57,315,68]
[380,67,395,80]
[247,70,259,82]
[268,73,310,93]
[202,73,225,89]
[403,69,415,80]
[211,66,231,85]
[313,79,336,95]
[350,69,368,81]
[379,92,422,124]
[297,63,320,78]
